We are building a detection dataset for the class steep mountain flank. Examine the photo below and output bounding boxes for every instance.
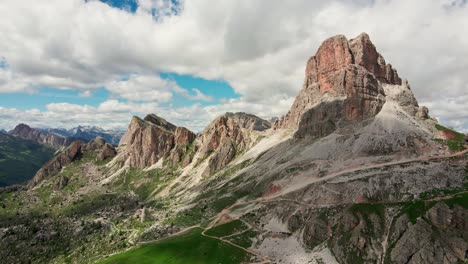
[196,112,271,176]
[10,123,79,149]
[29,142,82,187]
[29,137,116,187]
[0,131,55,186]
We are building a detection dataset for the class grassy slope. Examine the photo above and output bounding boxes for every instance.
[97,228,250,264]
[0,133,55,186]
[435,124,466,151]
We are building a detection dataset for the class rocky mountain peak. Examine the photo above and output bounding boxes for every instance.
[10,123,41,139]
[119,114,196,168]
[197,112,271,176]
[349,32,401,85]
[10,123,75,149]
[221,112,272,131]
[275,33,405,137]
[143,114,177,132]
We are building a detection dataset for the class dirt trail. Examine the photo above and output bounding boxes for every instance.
[268,149,468,200]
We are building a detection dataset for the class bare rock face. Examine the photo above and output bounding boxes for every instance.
[81,136,117,161]
[416,106,429,119]
[275,33,403,138]
[198,112,270,176]
[97,143,117,161]
[81,137,106,152]
[29,141,82,187]
[167,127,197,167]
[295,65,385,139]
[119,114,196,168]
[390,202,468,264]
[383,79,420,116]
[348,33,402,85]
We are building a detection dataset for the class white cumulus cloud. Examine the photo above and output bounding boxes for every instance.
[0,0,466,131]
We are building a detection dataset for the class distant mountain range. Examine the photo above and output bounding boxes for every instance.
[5,124,124,148]
[37,125,125,145]
[0,125,124,186]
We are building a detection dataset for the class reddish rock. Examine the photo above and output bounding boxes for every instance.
[349,33,401,85]
[199,112,270,176]
[174,127,196,146]
[275,33,397,137]
[304,35,354,92]
[119,115,176,168]
[119,114,196,168]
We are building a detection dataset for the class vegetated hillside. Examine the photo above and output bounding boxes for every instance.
[0,33,467,264]
[0,132,55,186]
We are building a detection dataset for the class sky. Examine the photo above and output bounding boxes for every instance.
[0,0,467,133]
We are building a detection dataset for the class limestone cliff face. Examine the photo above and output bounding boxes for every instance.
[10,124,76,149]
[117,112,270,174]
[275,33,404,138]
[197,112,271,176]
[119,114,196,168]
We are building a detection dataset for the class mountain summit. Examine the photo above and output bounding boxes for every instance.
[275,33,410,134]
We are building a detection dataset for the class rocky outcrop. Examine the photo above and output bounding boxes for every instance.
[348,33,401,85]
[197,112,270,176]
[97,143,117,161]
[81,137,117,161]
[389,202,467,264]
[167,127,197,167]
[119,114,196,168]
[275,33,404,138]
[382,79,420,116]
[416,106,429,119]
[82,137,106,151]
[10,123,78,149]
[29,142,82,187]
[55,176,69,190]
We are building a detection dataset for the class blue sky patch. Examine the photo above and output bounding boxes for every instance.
[0,88,109,111]
[97,0,138,12]
[163,73,239,107]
